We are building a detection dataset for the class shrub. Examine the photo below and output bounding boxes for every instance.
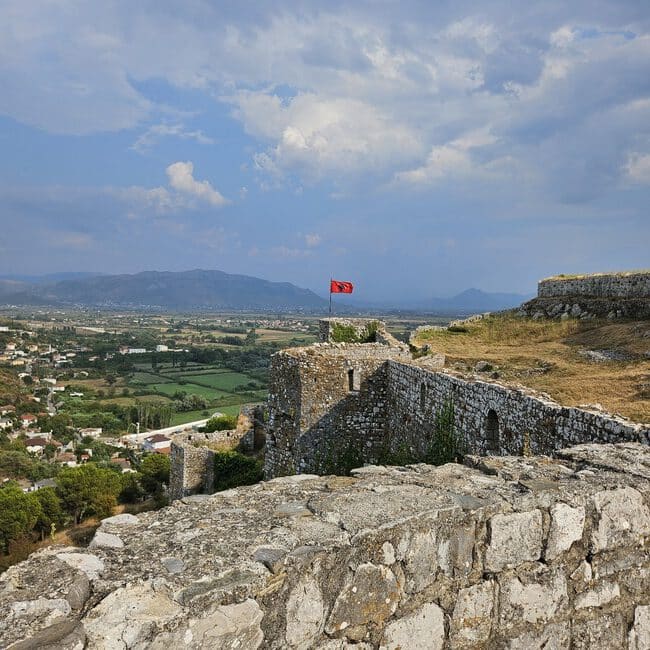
[204,414,238,432]
[213,451,264,491]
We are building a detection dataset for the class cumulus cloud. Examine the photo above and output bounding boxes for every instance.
[305,233,321,247]
[165,161,228,207]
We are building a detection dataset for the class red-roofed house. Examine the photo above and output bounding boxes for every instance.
[20,413,38,428]
[142,434,172,453]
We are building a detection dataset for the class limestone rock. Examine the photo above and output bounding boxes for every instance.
[380,602,445,650]
[591,487,650,551]
[485,510,543,571]
[84,581,183,648]
[326,563,400,639]
[89,531,124,549]
[546,503,585,559]
[451,581,495,645]
[629,605,650,650]
[285,576,325,649]
[508,622,571,649]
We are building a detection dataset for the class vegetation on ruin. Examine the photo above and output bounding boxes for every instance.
[544,269,650,281]
[204,414,238,432]
[213,450,264,491]
[414,314,650,422]
[330,320,380,343]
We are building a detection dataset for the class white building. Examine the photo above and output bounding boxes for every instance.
[155,344,169,352]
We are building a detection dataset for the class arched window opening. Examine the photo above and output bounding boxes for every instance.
[485,409,500,453]
[419,384,426,412]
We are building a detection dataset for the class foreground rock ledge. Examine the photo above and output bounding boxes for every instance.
[2,443,650,649]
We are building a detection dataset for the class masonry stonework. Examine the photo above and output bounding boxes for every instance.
[4,444,650,649]
[265,326,649,479]
[524,270,650,319]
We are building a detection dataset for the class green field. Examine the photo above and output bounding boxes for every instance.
[176,371,255,391]
[170,403,246,426]
[149,382,232,400]
[131,371,172,384]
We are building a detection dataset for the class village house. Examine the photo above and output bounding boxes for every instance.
[20,413,38,428]
[142,433,172,454]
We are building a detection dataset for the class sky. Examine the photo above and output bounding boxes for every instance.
[0,1,648,302]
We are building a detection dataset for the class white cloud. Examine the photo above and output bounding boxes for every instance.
[165,161,228,207]
[232,92,423,180]
[131,124,214,153]
[305,233,321,247]
[394,129,499,185]
[625,153,650,184]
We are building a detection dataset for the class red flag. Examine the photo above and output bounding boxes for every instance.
[330,280,354,294]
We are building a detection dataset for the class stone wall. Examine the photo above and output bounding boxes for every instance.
[539,272,650,299]
[169,407,263,501]
[522,271,650,319]
[265,345,649,479]
[265,343,410,477]
[384,361,649,458]
[4,443,650,649]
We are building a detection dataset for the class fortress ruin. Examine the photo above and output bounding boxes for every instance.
[2,270,650,648]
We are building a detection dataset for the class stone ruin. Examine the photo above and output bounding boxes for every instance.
[522,270,650,319]
[169,405,265,501]
[265,318,649,479]
[2,444,650,648]
[2,272,650,648]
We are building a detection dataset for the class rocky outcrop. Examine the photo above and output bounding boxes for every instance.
[3,443,650,648]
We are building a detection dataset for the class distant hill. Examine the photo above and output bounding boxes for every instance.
[0,270,327,311]
[428,288,531,313]
[359,288,531,313]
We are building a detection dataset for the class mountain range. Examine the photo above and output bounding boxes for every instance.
[0,270,530,313]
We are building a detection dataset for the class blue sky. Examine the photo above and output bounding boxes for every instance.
[0,1,648,301]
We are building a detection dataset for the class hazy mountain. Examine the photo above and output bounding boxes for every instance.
[0,272,104,284]
[0,270,327,311]
[429,288,531,312]
[354,288,530,313]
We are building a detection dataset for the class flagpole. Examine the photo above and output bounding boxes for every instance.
[329,277,332,315]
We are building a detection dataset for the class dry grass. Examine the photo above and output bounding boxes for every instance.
[415,314,650,423]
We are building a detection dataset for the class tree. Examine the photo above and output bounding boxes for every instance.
[55,464,122,524]
[34,487,64,540]
[0,484,42,553]
[213,451,263,492]
[139,454,170,495]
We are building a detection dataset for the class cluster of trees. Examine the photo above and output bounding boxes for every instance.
[172,392,209,412]
[0,454,170,555]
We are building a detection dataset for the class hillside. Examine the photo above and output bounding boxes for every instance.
[414,313,650,422]
[0,270,327,311]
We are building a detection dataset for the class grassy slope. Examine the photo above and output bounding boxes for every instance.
[415,314,650,422]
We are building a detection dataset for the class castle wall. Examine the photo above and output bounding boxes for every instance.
[5,444,650,649]
[169,441,214,501]
[265,344,404,477]
[539,272,650,299]
[265,348,649,479]
[384,362,649,458]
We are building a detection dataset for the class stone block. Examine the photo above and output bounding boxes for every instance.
[507,621,571,649]
[499,568,567,628]
[380,602,445,650]
[575,581,620,609]
[485,510,543,571]
[546,503,585,560]
[572,614,626,650]
[629,605,650,650]
[591,487,650,552]
[326,563,400,640]
[404,529,438,593]
[286,576,325,649]
[451,580,495,645]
